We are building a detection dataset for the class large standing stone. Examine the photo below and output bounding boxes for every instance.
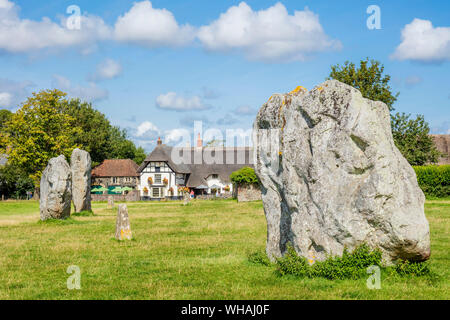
[40,155,72,221]
[71,148,92,213]
[115,204,132,240]
[254,80,430,264]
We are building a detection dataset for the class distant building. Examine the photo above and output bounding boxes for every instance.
[137,136,254,200]
[431,135,450,165]
[92,159,139,192]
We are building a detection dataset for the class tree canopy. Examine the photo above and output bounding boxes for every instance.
[0,89,147,196]
[64,99,146,167]
[230,167,259,186]
[0,89,80,187]
[327,58,399,110]
[328,58,439,165]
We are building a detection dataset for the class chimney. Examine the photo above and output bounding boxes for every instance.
[157,137,162,145]
[197,133,203,148]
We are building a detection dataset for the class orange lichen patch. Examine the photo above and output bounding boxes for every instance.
[267,94,276,103]
[289,86,307,95]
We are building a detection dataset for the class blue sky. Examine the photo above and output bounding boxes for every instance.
[0,0,449,151]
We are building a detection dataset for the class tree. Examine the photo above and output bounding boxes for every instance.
[230,167,259,186]
[391,113,440,165]
[0,90,81,193]
[0,109,12,149]
[64,99,147,167]
[0,109,12,129]
[0,164,34,199]
[328,58,399,110]
[328,59,439,165]
[64,99,113,167]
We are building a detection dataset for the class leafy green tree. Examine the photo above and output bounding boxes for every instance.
[64,99,112,167]
[0,90,81,192]
[391,113,440,165]
[328,58,399,110]
[64,99,147,167]
[328,59,439,165]
[0,164,34,199]
[230,167,259,186]
[0,109,12,129]
[0,109,12,149]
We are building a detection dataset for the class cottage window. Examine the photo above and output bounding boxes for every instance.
[155,167,161,173]
[155,174,162,184]
[212,174,219,179]
[152,187,162,198]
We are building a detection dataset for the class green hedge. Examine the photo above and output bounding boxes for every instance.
[230,166,259,186]
[413,165,450,198]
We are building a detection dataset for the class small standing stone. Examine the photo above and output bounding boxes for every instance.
[71,148,92,213]
[115,204,132,240]
[40,155,72,220]
[107,195,114,209]
[183,192,190,206]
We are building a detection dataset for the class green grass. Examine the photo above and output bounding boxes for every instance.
[0,198,448,300]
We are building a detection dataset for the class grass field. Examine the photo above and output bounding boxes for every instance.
[0,199,448,300]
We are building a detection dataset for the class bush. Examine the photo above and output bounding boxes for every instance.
[275,244,432,280]
[390,260,431,277]
[276,244,382,280]
[230,167,259,186]
[248,250,272,266]
[413,165,450,198]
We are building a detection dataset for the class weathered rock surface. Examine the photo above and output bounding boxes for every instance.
[40,155,72,220]
[254,80,430,264]
[115,204,132,240]
[71,148,92,213]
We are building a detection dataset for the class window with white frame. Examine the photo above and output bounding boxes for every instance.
[152,187,162,198]
[154,174,162,184]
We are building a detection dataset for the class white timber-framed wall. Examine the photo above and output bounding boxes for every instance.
[139,161,180,198]
[205,175,233,194]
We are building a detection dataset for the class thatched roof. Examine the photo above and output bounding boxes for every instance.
[138,144,254,188]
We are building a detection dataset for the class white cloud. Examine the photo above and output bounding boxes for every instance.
[156,92,210,111]
[136,121,159,137]
[0,0,111,54]
[392,18,450,62]
[165,128,190,144]
[0,92,12,106]
[52,75,108,102]
[197,2,341,62]
[89,59,123,81]
[114,1,195,47]
[0,78,34,109]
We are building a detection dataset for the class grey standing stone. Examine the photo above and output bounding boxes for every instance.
[107,196,114,209]
[115,204,132,240]
[254,80,430,265]
[71,148,92,213]
[183,192,190,206]
[40,155,72,221]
